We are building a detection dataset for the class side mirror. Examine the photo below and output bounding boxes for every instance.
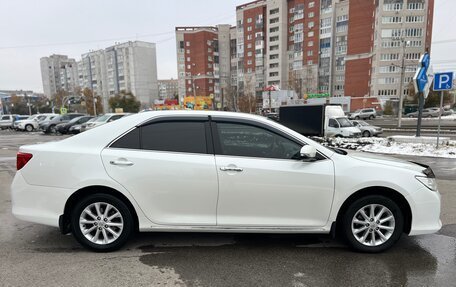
[300,145,316,159]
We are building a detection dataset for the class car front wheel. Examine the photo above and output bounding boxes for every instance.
[342,195,404,253]
[25,124,33,132]
[70,193,134,252]
[362,131,371,137]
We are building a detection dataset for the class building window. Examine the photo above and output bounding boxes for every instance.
[308,41,314,47]
[407,2,425,10]
[405,28,423,37]
[247,26,252,31]
[270,17,279,24]
[186,41,190,47]
[405,15,424,23]
[247,17,252,23]
[247,43,252,49]
[307,50,313,56]
[270,27,279,33]
[269,72,279,77]
[380,53,400,61]
[383,3,402,11]
[308,21,314,28]
[270,63,279,68]
[308,12,314,18]
[270,8,279,15]
[269,54,279,60]
[269,36,279,42]
[186,57,190,62]
[309,1,315,8]
[382,16,402,24]
[247,34,253,40]
[247,60,252,65]
[186,49,190,54]
[270,45,279,51]
[247,51,252,57]
[308,31,314,37]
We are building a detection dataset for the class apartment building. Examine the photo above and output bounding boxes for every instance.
[40,55,78,98]
[370,0,434,108]
[175,25,232,105]
[176,0,434,111]
[78,41,159,110]
[158,79,179,99]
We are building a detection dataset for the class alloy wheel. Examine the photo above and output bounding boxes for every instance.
[79,202,124,245]
[351,204,395,247]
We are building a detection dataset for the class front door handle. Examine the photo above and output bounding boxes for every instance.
[110,160,134,166]
[220,166,243,172]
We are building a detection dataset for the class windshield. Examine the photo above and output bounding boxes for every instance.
[337,117,353,127]
[95,115,110,122]
[357,121,369,126]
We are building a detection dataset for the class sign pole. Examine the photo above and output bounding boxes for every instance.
[416,92,424,137]
[436,90,444,149]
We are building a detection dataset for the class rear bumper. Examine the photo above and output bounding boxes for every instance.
[11,172,73,228]
[408,186,442,236]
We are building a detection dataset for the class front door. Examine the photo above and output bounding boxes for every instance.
[213,120,335,227]
[101,118,218,226]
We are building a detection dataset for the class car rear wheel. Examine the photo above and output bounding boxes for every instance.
[362,131,371,137]
[369,115,374,120]
[355,116,360,120]
[342,195,403,253]
[25,124,33,132]
[71,193,133,252]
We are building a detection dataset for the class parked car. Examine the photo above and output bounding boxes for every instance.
[82,113,129,131]
[0,114,17,129]
[442,108,454,116]
[71,117,97,134]
[40,113,85,134]
[11,111,441,253]
[348,108,377,120]
[405,108,440,118]
[351,120,383,137]
[56,116,93,134]
[15,114,55,132]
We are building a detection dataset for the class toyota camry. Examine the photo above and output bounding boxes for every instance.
[11,111,441,252]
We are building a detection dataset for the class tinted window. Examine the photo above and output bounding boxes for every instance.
[216,123,301,159]
[1,116,9,120]
[109,115,124,122]
[141,121,207,153]
[111,128,140,149]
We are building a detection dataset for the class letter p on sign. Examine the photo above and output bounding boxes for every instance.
[433,72,454,91]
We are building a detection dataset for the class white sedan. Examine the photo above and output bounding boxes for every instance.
[11,111,441,252]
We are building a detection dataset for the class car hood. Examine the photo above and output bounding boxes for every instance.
[347,151,426,174]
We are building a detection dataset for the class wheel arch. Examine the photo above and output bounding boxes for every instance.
[60,185,139,234]
[335,186,412,235]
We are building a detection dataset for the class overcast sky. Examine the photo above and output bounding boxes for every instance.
[0,0,454,92]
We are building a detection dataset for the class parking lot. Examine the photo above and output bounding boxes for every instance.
[1,130,456,286]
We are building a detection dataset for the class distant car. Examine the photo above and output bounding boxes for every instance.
[82,113,129,131]
[16,114,55,132]
[348,108,377,120]
[40,113,85,134]
[0,114,17,129]
[406,108,440,118]
[264,112,279,122]
[442,108,454,116]
[56,116,93,134]
[71,117,97,134]
[351,120,383,137]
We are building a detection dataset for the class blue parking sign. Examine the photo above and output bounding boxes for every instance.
[433,72,454,91]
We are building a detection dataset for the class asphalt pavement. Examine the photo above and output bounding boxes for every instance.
[1,130,456,286]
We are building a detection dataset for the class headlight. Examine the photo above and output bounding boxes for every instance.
[415,176,438,191]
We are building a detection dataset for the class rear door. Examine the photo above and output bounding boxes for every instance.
[101,116,219,226]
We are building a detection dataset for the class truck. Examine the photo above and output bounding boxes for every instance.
[278,104,361,138]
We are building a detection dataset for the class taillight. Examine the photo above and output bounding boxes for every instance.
[17,152,33,171]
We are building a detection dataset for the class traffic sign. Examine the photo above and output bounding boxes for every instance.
[433,72,454,91]
[413,52,433,98]
[60,107,67,114]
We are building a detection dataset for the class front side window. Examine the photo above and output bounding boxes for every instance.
[328,119,339,128]
[141,121,207,154]
[216,122,301,160]
[337,117,353,127]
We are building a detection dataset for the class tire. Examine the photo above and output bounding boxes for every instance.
[25,124,33,132]
[70,193,134,252]
[49,125,56,134]
[355,116,360,120]
[341,195,404,253]
[362,131,371,137]
[369,115,374,120]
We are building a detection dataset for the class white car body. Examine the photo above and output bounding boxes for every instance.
[11,111,441,251]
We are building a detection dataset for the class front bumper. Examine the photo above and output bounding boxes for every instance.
[11,172,73,228]
[408,185,442,236]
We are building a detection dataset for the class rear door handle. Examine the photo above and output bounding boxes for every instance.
[220,166,243,172]
[110,160,134,166]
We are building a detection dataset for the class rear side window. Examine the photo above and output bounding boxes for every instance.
[111,128,140,149]
[141,121,207,154]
